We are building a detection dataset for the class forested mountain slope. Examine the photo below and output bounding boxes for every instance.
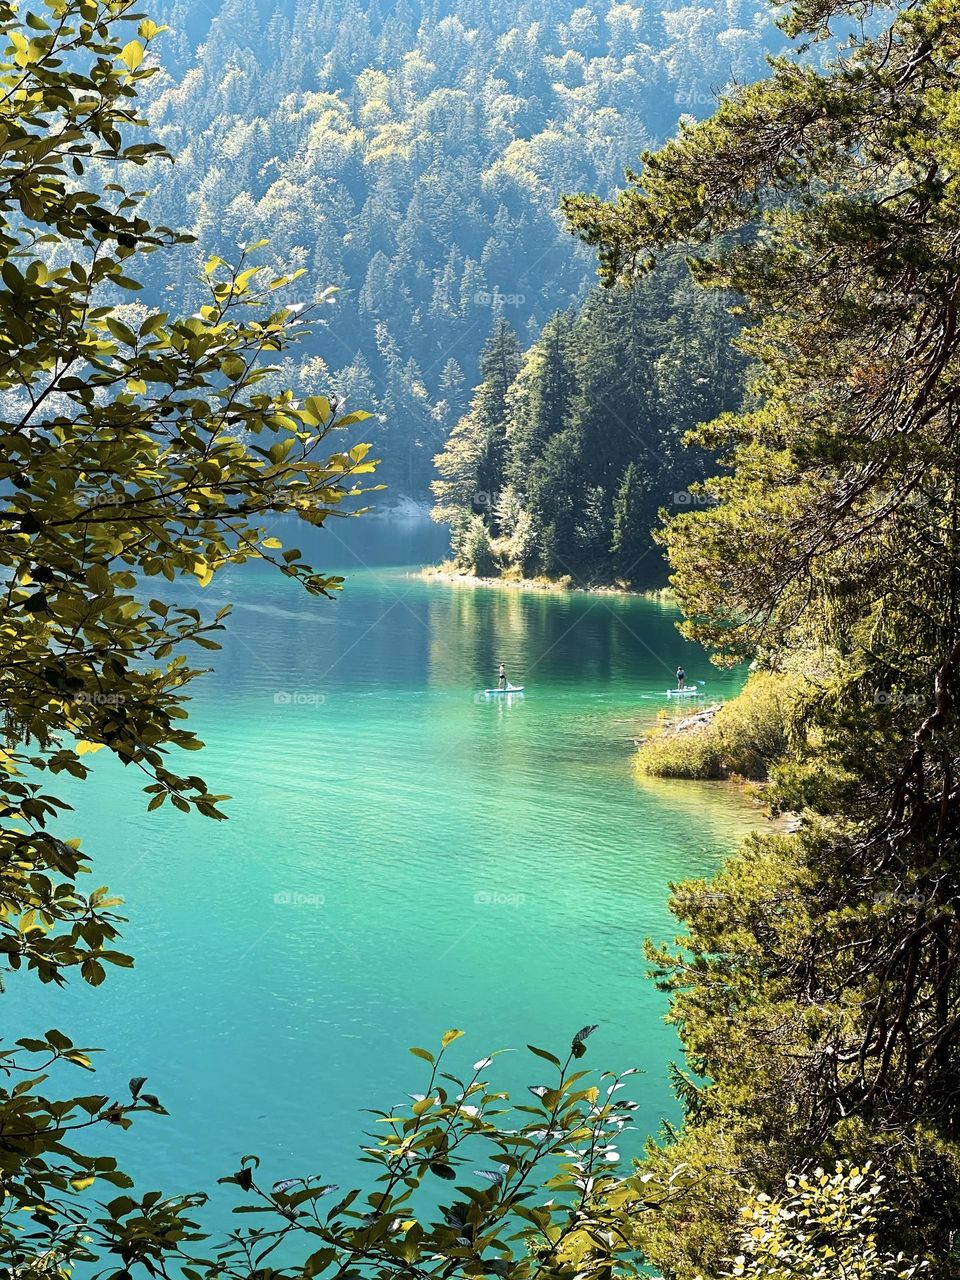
[138,0,779,490]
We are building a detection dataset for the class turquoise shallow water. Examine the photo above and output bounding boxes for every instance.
[4,515,756,1219]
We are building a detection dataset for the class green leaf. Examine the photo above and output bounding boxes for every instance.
[304,395,331,424]
[106,317,137,346]
[80,957,106,986]
[527,1045,562,1067]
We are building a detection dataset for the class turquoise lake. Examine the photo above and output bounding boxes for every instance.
[6,514,758,1216]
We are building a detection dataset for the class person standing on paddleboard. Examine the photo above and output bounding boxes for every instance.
[498,663,507,689]
[676,665,686,689]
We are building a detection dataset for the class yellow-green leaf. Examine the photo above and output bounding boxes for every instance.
[120,40,144,71]
[304,395,331,424]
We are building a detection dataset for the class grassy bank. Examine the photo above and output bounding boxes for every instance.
[636,671,806,781]
[421,563,673,600]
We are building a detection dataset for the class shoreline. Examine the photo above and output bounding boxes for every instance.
[419,565,674,601]
[421,563,789,825]
[418,566,784,815]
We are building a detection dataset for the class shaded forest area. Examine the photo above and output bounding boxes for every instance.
[431,259,744,587]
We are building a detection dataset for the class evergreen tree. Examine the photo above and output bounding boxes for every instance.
[460,513,496,575]
[432,262,742,587]
[525,426,584,576]
[568,286,659,496]
[431,397,486,525]
[473,319,522,522]
[439,356,466,416]
[566,0,960,1267]
[505,311,577,485]
[609,461,657,582]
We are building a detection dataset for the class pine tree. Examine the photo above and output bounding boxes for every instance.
[565,0,960,1267]
[505,311,577,486]
[473,319,522,523]
[439,357,466,416]
[610,461,658,583]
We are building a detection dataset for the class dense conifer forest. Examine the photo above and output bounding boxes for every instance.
[135,0,778,492]
[431,259,744,586]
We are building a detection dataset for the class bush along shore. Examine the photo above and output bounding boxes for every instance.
[421,562,677,600]
[635,671,807,782]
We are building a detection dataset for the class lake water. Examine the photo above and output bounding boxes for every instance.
[6,514,757,1219]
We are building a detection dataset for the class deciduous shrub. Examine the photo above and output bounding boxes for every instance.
[636,671,806,780]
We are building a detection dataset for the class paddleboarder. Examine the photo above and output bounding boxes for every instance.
[676,665,686,689]
[498,663,507,689]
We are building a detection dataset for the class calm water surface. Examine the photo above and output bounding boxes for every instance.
[7,515,757,1213]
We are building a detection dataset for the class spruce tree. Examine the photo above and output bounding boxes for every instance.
[505,311,577,486]
[565,0,960,1268]
[473,318,522,523]
[610,461,657,582]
